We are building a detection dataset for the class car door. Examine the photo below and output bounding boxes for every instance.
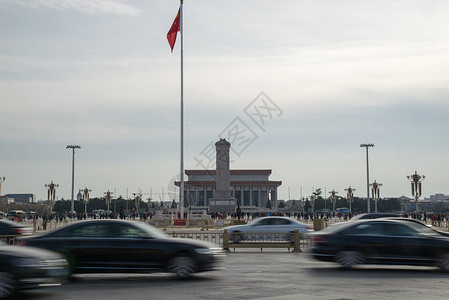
[379,222,438,264]
[59,222,118,270]
[105,222,167,270]
[343,222,392,262]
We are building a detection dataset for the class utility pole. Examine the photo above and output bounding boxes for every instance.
[66,145,81,215]
[360,143,374,213]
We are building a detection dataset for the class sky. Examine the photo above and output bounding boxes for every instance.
[1,0,448,203]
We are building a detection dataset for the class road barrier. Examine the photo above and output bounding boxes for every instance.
[221,229,303,252]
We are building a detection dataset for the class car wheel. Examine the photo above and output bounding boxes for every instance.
[168,256,197,279]
[232,231,242,243]
[335,251,364,268]
[437,253,449,271]
[0,271,16,299]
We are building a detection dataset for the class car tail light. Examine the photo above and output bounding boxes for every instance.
[13,228,33,235]
[15,240,28,246]
[311,236,327,243]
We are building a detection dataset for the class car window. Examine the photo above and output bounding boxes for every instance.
[272,218,291,225]
[256,219,273,226]
[52,223,114,238]
[345,223,385,235]
[117,224,146,238]
[384,223,420,237]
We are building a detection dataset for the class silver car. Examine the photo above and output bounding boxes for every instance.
[223,216,313,243]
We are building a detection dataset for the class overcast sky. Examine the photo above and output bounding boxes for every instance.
[1,0,448,203]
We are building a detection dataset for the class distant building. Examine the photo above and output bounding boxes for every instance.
[424,193,449,202]
[179,169,282,212]
[175,139,282,213]
[0,195,13,204]
[5,194,35,203]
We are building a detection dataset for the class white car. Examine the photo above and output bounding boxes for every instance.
[223,216,313,243]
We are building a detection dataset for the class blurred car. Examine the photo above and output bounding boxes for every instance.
[223,216,313,243]
[17,219,225,278]
[0,241,69,299]
[0,219,33,245]
[311,218,449,270]
[350,213,402,221]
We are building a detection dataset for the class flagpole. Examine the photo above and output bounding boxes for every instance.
[179,0,184,219]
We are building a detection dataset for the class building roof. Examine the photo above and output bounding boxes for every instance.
[185,169,273,175]
[175,180,282,187]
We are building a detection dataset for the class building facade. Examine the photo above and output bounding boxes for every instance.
[5,194,35,203]
[180,169,282,212]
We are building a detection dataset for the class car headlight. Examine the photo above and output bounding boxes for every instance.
[194,248,214,255]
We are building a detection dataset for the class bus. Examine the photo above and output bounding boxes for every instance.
[7,210,26,221]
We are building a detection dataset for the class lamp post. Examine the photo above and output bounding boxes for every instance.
[309,195,316,214]
[329,189,338,215]
[104,190,113,217]
[81,187,91,217]
[370,180,382,213]
[0,176,5,196]
[300,197,307,214]
[45,181,59,214]
[66,145,81,216]
[1,177,6,214]
[360,143,374,213]
[345,186,355,214]
[407,171,425,214]
[133,189,142,219]
[312,188,322,214]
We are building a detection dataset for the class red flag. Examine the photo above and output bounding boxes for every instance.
[167,8,180,52]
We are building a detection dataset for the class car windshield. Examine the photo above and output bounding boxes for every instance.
[319,222,353,233]
[131,222,168,239]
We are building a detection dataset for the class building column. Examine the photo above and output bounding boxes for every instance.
[250,187,253,207]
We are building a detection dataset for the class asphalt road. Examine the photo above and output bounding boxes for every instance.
[17,249,449,300]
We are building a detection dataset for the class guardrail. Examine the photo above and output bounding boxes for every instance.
[0,235,17,245]
[222,229,303,252]
[166,230,310,252]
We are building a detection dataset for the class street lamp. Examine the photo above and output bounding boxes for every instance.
[370,180,382,213]
[360,143,374,213]
[309,195,316,214]
[0,177,5,196]
[345,186,356,214]
[104,190,113,217]
[45,181,59,214]
[81,187,91,216]
[300,197,307,214]
[66,145,81,216]
[407,171,425,214]
[329,189,338,215]
[133,189,142,218]
[310,188,321,214]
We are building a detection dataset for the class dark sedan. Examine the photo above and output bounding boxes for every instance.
[0,241,69,298]
[17,220,225,278]
[311,219,449,270]
[0,219,33,244]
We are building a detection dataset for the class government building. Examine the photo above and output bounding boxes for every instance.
[176,139,282,213]
[182,169,282,212]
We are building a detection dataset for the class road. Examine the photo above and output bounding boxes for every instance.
[17,249,449,300]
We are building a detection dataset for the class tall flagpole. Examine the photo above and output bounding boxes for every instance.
[179,0,184,219]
